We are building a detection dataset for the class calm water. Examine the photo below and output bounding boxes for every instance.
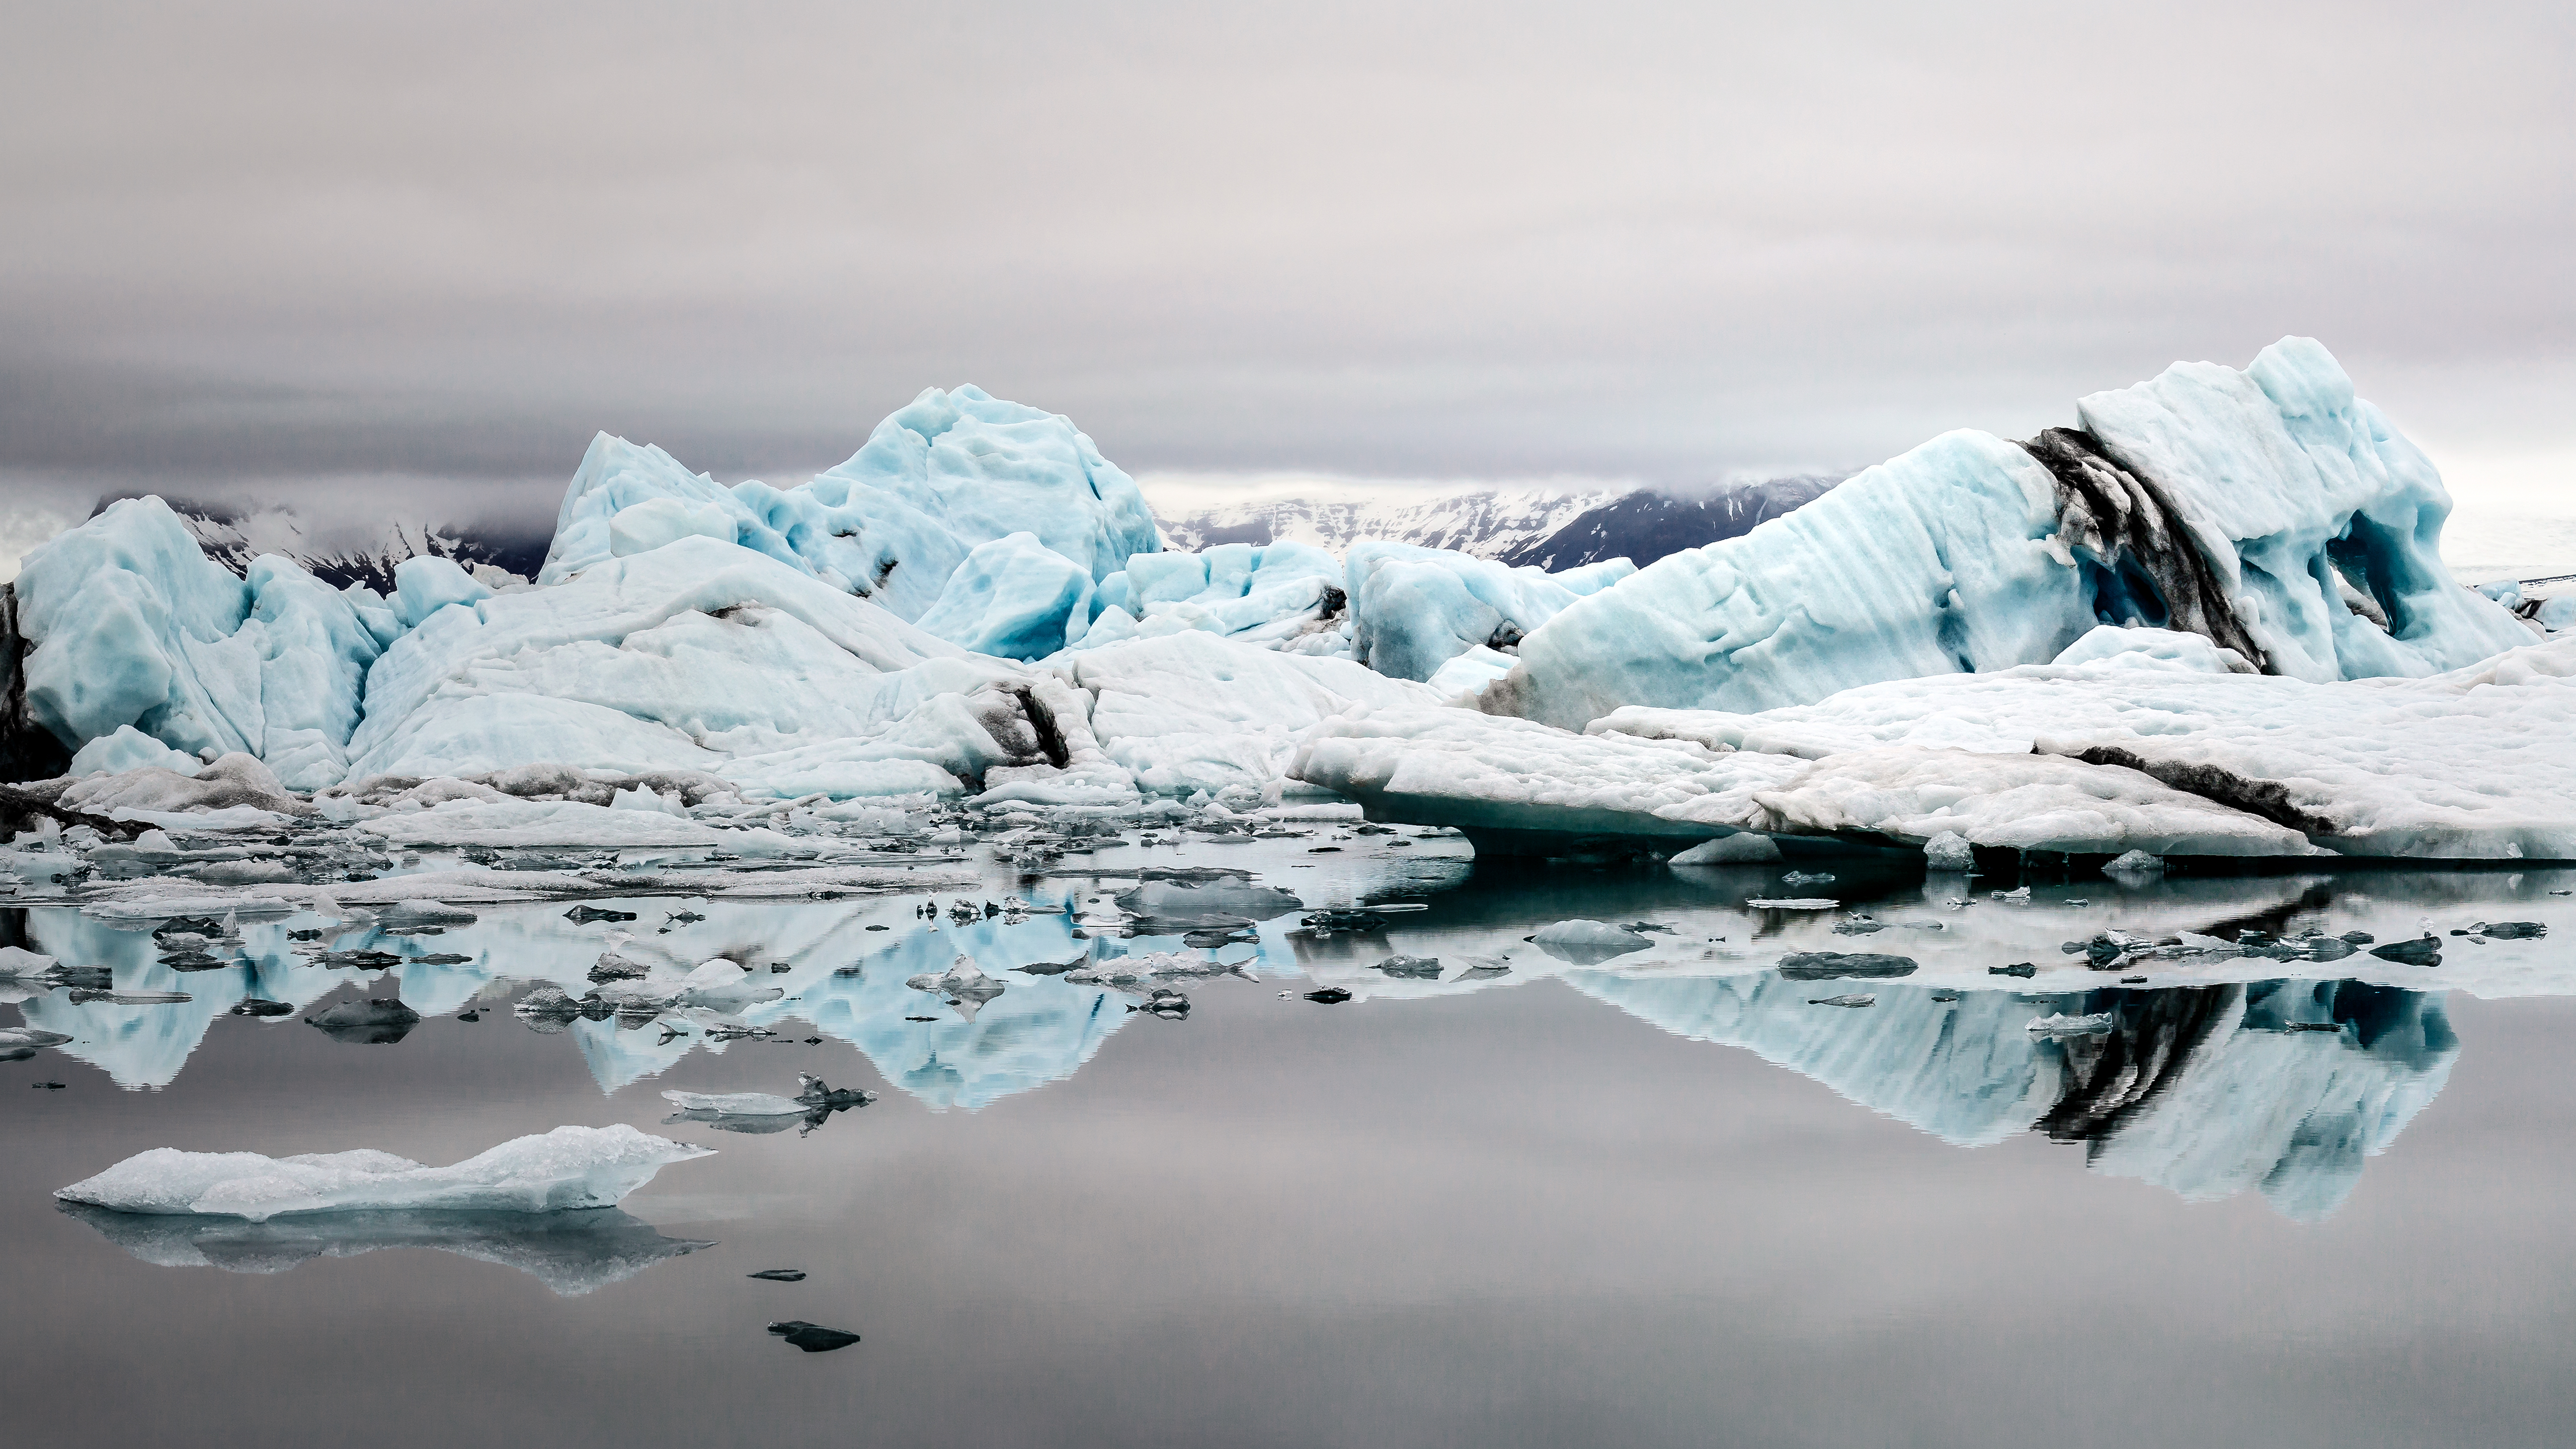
[6,837,2575,1448]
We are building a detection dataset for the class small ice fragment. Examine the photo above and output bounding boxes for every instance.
[2471,920,2547,939]
[1989,962,2038,978]
[1922,831,1974,871]
[1745,898,1838,910]
[904,955,1004,1005]
[1780,870,1836,888]
[662,1089,807,1116]
[2104,849,2166,876]
[1991,886,2032,903]
[2369,936,2443,966]
[303,999,421,1045]
[748,1269,807,1282]
[767,1320,859,1353]
[2027,1012,2116,1036]
[1304,987,1352,1004]
[1807,994,1875,1008]
[1776,952,1917,981]
[1374,954,1442,980]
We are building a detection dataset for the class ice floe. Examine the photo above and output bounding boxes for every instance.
[56,1123,712,1221]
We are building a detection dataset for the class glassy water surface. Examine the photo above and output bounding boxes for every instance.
[7,834,2576,1448]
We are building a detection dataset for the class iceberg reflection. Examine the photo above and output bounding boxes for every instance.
[1577,974,2455,1221]
[57,1203,715,1296]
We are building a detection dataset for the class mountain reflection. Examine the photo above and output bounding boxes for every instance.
[56,1203,715,1297]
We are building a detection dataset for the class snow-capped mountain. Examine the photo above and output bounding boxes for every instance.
[98,493,553,594]
[1492,476,1841,571]
[1153,477,1842,571]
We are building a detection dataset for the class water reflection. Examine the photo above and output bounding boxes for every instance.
[56,1204,716,1296]
[5,855,2567,1220]
[1580,975,2454,1221]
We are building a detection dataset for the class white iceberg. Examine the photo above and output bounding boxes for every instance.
[55,1124,712,1222]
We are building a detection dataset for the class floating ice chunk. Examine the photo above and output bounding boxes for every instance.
[2105,849,2166,875]
[1669,834,1784,865]
[303,998,422,1045]
[1535,920,1654,948]
[0,1025,73,1060]
[56,754,310,819]
[768,1320,861,1352]
[670,958,786,1013]
[661,1089,806,1115]
[905,956,1006,1004]
[1922,831,1975,870]
[609,785,689,818]
[56,1124,713,1222]
[1532,919,1655,963]
[2027,1011,2116,1036]
[1777,951,1917,980]
[69,726,204,779]
[1746,897,1839,910]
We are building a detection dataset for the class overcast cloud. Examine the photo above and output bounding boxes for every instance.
[4,1,2569,567]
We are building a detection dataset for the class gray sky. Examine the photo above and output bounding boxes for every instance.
[5,1,2570,569]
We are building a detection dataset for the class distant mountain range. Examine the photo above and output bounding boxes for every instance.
[119,473,1843,596]
[1154,476,1842,571]
[96,493,552,595]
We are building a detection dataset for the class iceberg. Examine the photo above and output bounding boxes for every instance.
[56,1124,711,1222]
[13,499,388,789]
[1477,339,2526,731]
[540,386,1159,623]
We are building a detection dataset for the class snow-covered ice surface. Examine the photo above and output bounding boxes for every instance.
[1599,635,2576,860]
[56,1124,712,1221]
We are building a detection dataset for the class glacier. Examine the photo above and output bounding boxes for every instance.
[0,340,2566,867]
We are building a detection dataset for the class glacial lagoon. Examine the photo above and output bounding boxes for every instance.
[6,830,2576,1448]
